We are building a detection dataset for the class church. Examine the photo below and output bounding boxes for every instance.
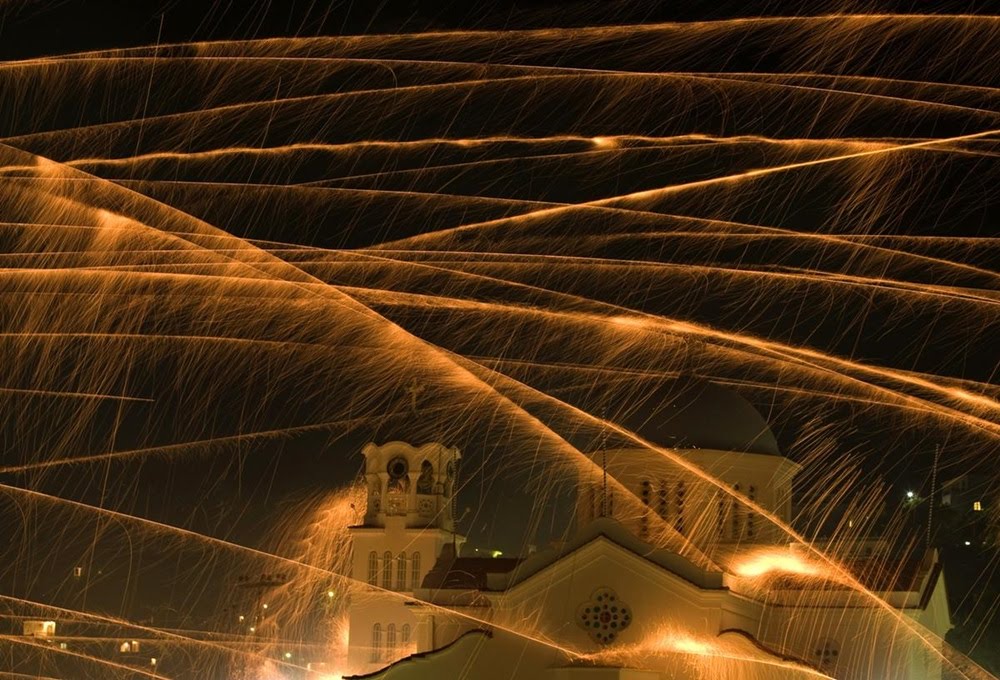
[339,380,951,680]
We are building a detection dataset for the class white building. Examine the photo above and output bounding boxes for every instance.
[346,440,464,673]
[342,381,951,680]
[22,620,56,638]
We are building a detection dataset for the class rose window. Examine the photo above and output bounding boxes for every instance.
[576,587,631,644]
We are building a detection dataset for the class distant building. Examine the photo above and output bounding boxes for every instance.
[937,472,992,546]
[941,473,987,516]
[212,571,291,640]
[22,620,56,638]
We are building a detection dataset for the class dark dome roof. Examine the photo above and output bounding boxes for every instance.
[564,377,781,457]
[362,375,780,459]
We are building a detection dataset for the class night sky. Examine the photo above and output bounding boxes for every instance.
[0,0,998,674]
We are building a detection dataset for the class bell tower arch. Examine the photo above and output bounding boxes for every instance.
[359,440,461,532]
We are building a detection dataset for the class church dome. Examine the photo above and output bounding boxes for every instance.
[566,377,781,457]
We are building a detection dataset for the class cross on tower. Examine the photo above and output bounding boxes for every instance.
[404,378,426,415]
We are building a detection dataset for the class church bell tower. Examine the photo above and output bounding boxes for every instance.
[346,440,464,672]
[359,440,461,532]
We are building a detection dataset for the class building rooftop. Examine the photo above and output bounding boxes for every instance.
[557,376,782,457]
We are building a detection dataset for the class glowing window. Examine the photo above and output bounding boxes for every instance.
[382,551,393,588]
[371,624,382,662]
[367,551,378,585]
[411,552,421,588]
[397,552,407,590]
[974,501,983,511]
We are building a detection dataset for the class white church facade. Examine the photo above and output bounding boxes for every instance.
[340,381,951,680]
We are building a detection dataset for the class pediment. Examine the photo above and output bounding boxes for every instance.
[502,518,725,594]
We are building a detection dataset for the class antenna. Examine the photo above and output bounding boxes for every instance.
[453,507,470,551]
[600,404,609,518]
[927,444,941,550]
[452,454,464,549]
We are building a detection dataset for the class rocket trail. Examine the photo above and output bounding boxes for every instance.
[4,67,996,146]
[1,16,996,680]
[338,252,1000,433]
[0,594,310,670]
[371,127,1000,251]
[0,633,168,679]
[0,482,591,663]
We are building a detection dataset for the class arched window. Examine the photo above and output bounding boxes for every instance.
[386,457,410,515]
[657,480,668,519]
[371,623,382,662]
[387,457,409,490]
[397,552,407,591]
[732,484,742,539]
[401,623,411,645]
[387,623,396,656]
[674,480,686,534]
[417,460,434,494]
[382,551,392,588]
[411,552,421,588]
[367,551,378,585]
[747,485,757,539]
[639,480,651,540]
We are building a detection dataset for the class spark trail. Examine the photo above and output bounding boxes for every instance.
[0,11,997,680]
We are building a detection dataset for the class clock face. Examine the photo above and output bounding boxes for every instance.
[577,587,631,645]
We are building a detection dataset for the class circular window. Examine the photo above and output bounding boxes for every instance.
[576,587,631,645]
[387,457,409,479]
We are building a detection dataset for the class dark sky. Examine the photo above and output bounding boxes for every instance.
[0,0,996,658]
[0,0,997,60]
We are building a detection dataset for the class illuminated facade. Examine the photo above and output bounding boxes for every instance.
[344,383,951,680]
